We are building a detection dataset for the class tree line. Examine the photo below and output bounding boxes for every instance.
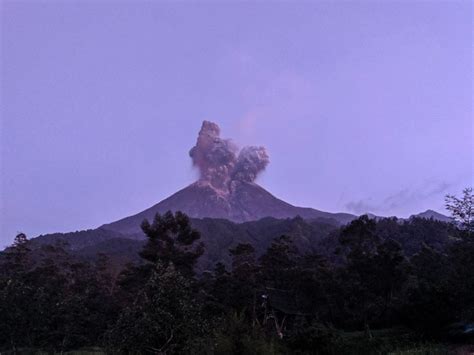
[0,189,473,354]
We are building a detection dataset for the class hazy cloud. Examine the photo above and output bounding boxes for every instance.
[345,181,452,216]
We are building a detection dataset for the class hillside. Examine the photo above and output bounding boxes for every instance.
[100,180,356,235]
[28,214,457,271]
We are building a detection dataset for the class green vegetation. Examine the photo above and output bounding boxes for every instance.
[0,190,473,354]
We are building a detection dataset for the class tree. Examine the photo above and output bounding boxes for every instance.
[370,239,408,326]
[404,245,454,333]
[336,216,382,333]
[446,239,474,322]
[259,235,300,289]
[2,233,31,275]
[0,233,34,351]
[259,236,302,339]
[445,187,473,235]
[229,243,257,276]
[339,215,380,261]
[226,243,259,319]
[117,211,205,306]
[140,211,204,277]
[106,263,207,354]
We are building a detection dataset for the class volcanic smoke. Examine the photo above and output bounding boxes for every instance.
[189,121,269,189]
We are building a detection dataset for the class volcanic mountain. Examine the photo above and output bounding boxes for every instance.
[101,180,355,235]
[100,121,448,235]
[31,121,450,247]
[22,121,452,271]
[100,121,355,235]
[5,121,454,273]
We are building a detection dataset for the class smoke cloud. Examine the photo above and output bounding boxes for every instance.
[233,146,270,183]
[189,121,269,188]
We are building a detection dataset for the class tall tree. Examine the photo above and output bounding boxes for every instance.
[445,187,473,235]
[140,211,204,277]
[336,216,381,333]
[2,233,31,275]
[106,263,206,354]
[227,243,259,318]
[339,215,380,261]
[0,233,33,352]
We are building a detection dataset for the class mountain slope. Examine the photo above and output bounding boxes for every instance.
[101,180,355,234]
[27,217,339,271]
[25,214,457,272]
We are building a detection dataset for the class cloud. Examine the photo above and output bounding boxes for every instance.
[345,199,378,214]
[345,181,452,216]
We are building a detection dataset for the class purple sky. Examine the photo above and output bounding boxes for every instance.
[1,1,472,247]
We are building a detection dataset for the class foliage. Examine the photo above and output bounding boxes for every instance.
[105,263,207,354]
[139,211,204,277]
[445,187,473,234]
[1,200,473,353]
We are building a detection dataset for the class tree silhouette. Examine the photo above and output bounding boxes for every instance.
[140,211,204,277]
[445,187,473,235]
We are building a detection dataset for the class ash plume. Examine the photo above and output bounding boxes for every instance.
[189,121,238,189]
[189,121,269,188]
[233,146,269,182]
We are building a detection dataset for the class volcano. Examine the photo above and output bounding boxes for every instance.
[101,180,355,235]
[24,121,451,271]
[100,121,355,235]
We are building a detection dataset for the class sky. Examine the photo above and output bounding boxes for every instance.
[1,0,472,247]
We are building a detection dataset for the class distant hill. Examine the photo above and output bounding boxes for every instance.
[410,209,453,223]
[27,213,458,272]
[30,217,338,271]
[353,210,452,223]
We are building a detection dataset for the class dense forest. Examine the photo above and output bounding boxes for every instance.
[1,189,473,354]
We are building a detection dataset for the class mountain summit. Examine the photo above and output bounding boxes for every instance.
[102,121,355,234]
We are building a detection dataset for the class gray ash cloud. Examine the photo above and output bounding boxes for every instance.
[189,121,269,188]
[233,146,269,183]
